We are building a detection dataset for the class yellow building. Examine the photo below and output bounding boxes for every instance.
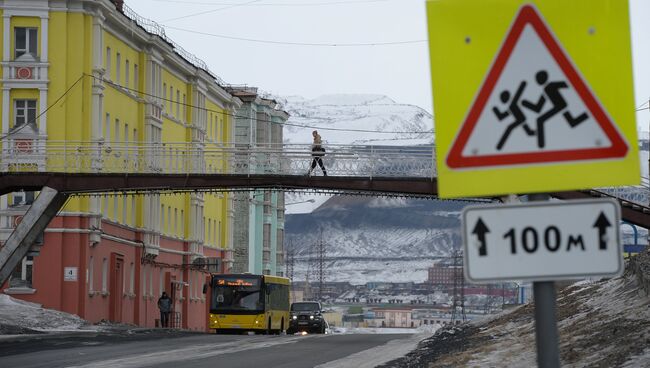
[0,0,242,330]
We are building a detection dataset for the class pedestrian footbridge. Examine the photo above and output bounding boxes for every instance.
[0,140,648,286]
[0,140,648,225]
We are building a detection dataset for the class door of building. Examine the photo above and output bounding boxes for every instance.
[109,254,124,322]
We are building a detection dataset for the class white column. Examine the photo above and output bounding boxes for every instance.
[3,15,10,62]
[38,88,47,135]
[2,88,10,134]
[92,11,104,71]
[40,16,48,63]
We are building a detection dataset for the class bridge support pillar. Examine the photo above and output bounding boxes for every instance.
[0,187,68,286]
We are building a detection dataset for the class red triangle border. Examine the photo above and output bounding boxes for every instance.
[446,4,628,169]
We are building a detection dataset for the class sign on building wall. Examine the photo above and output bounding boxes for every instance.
[64,267,78,282]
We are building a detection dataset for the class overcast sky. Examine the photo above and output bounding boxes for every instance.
[128,0,649,130]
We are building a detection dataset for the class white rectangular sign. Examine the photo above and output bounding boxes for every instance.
[64,267,78,282]
[462,199,622,283]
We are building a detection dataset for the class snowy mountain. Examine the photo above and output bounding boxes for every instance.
[285,196,469,285]
[277,94,434,145]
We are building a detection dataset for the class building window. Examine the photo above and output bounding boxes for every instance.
[125,60,130,88]
[149,266,154,296]
[114,118,120,143]
[176,90,180,119]
[263,224,271,249]
[180,210,184,237]
[88,256,94,292]
[15,27,37,60]
[162,83,167,113]
[101,196,108,218]
[159,270,164,297]
[172,208,177,236]
[131,196,136,227]
[105,113,111,141]
[169,86,173,114]
[142,265,147,297]
[116,53,121,85]
[101,258,108,292]
[160,204,165,230]
[182,94,186,122]
[113,195,118,221]
[122,196,127,224]
[14,99,37,127]
[188,271,193,299]
[129,262,135,294]
[167,206,171,232]
[105,47,111,77]
[134,64,139,89]
[9,256,33,288]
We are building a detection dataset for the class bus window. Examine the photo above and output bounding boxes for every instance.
[210,276,263,313]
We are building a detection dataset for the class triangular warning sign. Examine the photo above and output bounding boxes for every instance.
[446,5,628,169]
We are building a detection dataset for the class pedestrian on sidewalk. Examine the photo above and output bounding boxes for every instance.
[308,130,327,176]
[157,291,172,328]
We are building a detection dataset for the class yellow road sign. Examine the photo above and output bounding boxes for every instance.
[427,0,639,198]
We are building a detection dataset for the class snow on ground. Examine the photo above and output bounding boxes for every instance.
[0,294,91,334]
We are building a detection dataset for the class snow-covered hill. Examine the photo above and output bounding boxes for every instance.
[277,94,434,145]
[285,196,468,284]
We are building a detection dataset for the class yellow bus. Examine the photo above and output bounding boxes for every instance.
[208,274,290,334]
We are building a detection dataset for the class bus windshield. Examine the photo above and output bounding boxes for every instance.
[210,276,263,313]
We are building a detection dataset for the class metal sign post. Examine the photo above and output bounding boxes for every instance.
[529,194,559,368]
[533,280,560,368]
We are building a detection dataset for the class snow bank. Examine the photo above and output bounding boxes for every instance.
[0,294,89,333]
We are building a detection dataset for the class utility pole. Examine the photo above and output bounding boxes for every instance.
[315,229,326,303]
[286,239,295,302]
[286,239,294,282]
[450,249,466,323]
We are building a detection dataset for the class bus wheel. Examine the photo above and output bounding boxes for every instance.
[280,318,285,335]
[267,317,272,335]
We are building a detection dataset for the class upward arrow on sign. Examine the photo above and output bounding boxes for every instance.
[593,212,611,250]
[472,217,490,256]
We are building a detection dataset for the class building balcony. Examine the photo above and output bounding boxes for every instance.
[2,60,49,84]
[1,131,46,172]
[143,230,160,257]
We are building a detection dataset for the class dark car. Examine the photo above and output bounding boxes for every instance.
[287,301,327,334]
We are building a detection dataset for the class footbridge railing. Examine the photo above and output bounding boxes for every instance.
[0,141,436,178]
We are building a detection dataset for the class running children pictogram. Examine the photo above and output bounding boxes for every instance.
[445,4,629,169]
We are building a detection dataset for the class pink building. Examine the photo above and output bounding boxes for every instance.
[1,212,222,331]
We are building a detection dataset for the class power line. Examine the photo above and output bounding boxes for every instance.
[155,0,391,6]
[163,0,262,22]
[84,73,433,135]
[162,25,427,47]
[0,75,85,141]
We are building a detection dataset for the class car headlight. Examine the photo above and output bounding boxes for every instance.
[292,316,297,320]
[310,315,314,320]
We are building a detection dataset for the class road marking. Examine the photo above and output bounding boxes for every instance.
[66,336,305,368]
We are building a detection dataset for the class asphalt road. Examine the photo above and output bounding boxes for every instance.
[0,331,416,368]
